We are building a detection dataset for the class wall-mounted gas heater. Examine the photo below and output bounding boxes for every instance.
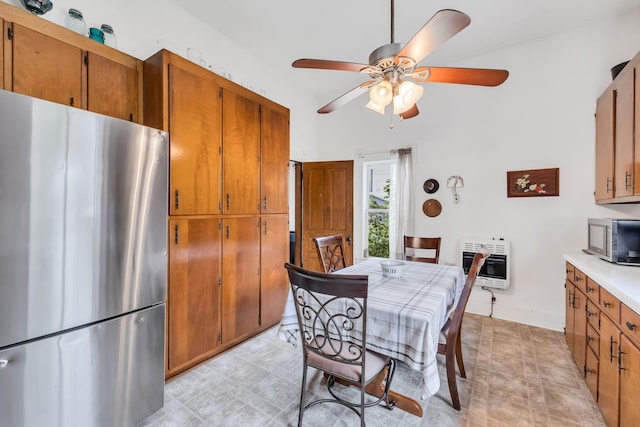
[461,239,510,289]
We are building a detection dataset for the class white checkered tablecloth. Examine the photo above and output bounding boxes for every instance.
[277,258,466,399]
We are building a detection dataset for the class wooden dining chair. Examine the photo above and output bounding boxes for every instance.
[403,235,442,264]
[313,234,347,273]
[438,248,489,410]
[284,262,397,427]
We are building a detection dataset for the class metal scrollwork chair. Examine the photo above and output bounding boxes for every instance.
[313,234,347,273]
[438,248,489,410]
[284,262,396,427]
[403,235,442,264]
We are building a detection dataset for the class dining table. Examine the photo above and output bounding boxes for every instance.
[277,258,467,417]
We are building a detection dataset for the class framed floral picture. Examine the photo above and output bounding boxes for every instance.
[507,168,559,197]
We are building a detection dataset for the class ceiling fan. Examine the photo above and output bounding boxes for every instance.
[292,0,509,122]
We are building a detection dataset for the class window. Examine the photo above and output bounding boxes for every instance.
[364,161,392,258]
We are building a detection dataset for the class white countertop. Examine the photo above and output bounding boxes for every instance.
[563,253,640,314]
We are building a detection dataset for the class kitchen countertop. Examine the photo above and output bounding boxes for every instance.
[563,253,640,315]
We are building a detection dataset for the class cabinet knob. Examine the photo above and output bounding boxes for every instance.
[575,276,582,282]
[603,301,611,308]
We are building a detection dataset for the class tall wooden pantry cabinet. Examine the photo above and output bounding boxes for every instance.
[143,50,290,377]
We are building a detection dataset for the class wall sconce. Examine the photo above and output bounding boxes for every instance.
[447,175,464,204]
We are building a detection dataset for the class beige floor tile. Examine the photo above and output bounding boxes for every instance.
[146,313,605,427]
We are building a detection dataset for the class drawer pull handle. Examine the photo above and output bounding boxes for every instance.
[586,285,595,292]
[587,310,596,318]
[575,276,582,282]
[603,301,611,308]
[627,321,636,331]
[586,335,593,343]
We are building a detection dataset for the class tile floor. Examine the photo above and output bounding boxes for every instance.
[140,314,605,427]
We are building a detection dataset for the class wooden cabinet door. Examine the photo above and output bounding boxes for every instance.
[585,346,599,401]
[620,334,640,426]
[599,314,621,427]
[614,70,634,197]
[565,282,575,352]
[169,64,222,215]
[260,106,289,214]
[0,19,4,90]
[223,90,260,214]
[11,24,81,107]
[635,63,640,196]
[87,52,139,122]
[168,218,222,371]
[260,215,289,326]
[222,217,260,343]
[572,287,587,373]
[595,88,615,201]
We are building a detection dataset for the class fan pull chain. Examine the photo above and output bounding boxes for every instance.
[389,113,394,129]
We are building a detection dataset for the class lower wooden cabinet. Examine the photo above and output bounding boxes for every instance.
[620,334,640,425]
[598,313,621,427]
[260,215,289,326]
[221,217,261,344]
[565,261,640,427]
[168,218,222,372]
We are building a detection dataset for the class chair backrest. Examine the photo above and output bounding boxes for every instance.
[284,262,368,367]
[313,234,347,273]
[403,235,441,264]
[445,248,490,340]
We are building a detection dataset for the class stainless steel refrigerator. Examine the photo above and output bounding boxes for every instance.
[0,89,168,427]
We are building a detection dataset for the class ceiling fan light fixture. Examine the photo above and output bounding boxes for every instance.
[398,80,423,112]
[369,80,393,106]
[365,100,386,115]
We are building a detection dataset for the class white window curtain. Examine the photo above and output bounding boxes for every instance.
[389,148,414,260]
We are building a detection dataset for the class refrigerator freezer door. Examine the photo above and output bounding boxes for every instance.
[0,304,166,427]
[0,90,168,349]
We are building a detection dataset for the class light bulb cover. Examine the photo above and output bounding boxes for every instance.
[396,81,423,114]
[369,81,393,106]
[366,100,386,115]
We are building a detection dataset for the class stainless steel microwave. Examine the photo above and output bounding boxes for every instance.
[587,218,640,265]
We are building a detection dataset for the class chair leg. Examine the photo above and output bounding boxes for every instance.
[445,345,461,411]
[455,331,466,378]
[298,366,307,427]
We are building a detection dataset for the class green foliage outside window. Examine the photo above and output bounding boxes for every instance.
[368,179,390,258]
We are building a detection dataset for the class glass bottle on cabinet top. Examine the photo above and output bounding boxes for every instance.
[65,9,86,35]
[101,24,117,48]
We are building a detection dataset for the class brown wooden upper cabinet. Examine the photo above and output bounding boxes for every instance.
[1,18,5,90]
[10,24,82,108]
[261,105,290,214]
[86,52,140,122]
[595,52,640,203]
[223,89,261,215]
[1,3,142,122]
[168,64,222,215]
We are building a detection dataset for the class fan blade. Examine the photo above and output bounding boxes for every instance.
[409,67,509,87]
[400,104,419,119]
[292,58,373,73]
[318,81,375,114]
[395,9,470,65]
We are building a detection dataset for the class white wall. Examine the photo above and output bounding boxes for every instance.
[5,0,640,331]
[313,12,640,331]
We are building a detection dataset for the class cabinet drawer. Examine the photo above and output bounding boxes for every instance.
[586,299,600,331]
[565,262,575,283]
[600,287,621,323]
[585,277,599,303]
[621,304,640,345]
[574,268,587,293]
[587,322,600,357]
[585,346,599,401]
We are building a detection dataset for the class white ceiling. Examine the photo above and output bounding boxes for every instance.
[172,0,640,105]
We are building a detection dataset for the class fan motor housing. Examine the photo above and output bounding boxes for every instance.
[369,43,416,75]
